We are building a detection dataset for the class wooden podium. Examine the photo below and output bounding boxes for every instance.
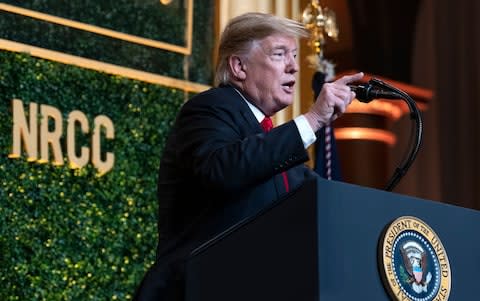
[185,177,480,300]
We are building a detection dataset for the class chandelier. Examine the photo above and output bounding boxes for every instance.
[302,0,339,60]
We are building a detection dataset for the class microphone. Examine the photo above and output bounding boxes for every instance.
[349,83,402,102]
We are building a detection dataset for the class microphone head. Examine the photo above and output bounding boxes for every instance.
[349,83,374,103]
[349,83,402,102]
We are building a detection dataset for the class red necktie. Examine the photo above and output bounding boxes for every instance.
[260,116,273,132]
[260,117,289,192]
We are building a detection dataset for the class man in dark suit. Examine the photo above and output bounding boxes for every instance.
[133,12,363,300]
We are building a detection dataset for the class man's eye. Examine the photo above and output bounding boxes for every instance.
[273,51,285,57]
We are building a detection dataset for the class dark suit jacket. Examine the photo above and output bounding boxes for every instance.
[134,84,318,300]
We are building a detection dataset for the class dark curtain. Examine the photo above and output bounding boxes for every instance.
[348,0,480,210]
[347,0,421,83]
[430,0,480,209]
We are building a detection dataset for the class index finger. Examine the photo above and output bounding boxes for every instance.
[334,72,364,85]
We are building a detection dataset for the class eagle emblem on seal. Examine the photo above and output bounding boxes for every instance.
[400,241,432,293]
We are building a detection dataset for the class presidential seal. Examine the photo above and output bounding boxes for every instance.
[378,216,451,301]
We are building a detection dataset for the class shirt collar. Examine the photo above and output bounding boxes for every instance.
[232,87,265,123]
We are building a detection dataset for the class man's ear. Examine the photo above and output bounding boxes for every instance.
[228,55,246,80]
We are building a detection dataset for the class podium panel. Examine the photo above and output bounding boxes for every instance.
[185,177,480,300]
[185,180,319,300]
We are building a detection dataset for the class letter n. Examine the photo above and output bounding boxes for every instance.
[10,99,38,161]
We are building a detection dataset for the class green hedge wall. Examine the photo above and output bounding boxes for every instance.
[0,50,185,300]
[0,0,215,84]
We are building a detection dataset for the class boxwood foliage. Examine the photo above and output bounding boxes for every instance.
[0,0,215,84]
[0,50,186,300]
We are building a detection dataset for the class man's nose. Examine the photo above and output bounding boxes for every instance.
[286,54,298,73]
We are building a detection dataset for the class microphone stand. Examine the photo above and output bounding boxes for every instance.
[367,78,424,191]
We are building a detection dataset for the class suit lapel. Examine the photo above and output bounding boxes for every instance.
[227,86,264,134]
[224,85,291,198]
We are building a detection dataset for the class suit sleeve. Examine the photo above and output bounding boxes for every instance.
[173,97,310,193]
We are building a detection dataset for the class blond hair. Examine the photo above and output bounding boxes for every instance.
[214,12,310,86]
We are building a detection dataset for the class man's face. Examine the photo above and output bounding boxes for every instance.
[241,34,299,116]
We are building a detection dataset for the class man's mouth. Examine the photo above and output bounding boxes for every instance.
[282,81,295,92]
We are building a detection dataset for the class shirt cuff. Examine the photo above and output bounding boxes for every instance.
[294,115,317,148]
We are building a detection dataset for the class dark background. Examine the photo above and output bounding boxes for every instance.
[313,0,480,210]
